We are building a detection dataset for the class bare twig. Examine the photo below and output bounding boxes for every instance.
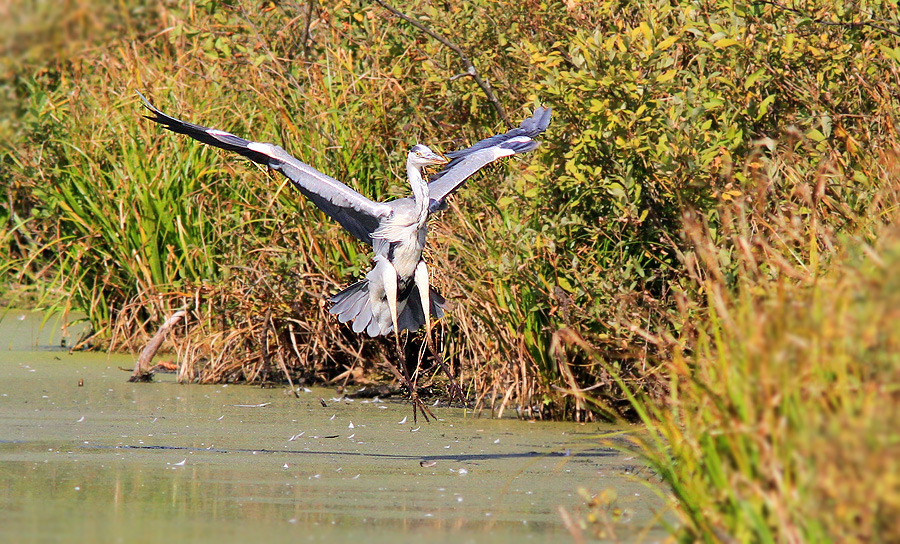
[372,0,513,129]
[754,0,900,38]
[129,306,189,382]
[302,0,317,58]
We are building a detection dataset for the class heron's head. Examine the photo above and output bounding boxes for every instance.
[407,144,448,169]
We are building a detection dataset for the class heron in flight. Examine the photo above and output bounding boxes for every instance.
[139,93,551,419]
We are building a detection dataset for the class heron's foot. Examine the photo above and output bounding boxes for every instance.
[408,391,436,424]
[445,376,468,407]
[432,360,467,407]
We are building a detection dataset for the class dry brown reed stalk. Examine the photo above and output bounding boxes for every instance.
[111,247,477,395]
[630,138,900,540]
[435,273,545,418]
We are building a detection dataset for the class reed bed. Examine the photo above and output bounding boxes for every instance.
[561,143,900,540]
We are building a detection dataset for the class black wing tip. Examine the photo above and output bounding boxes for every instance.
[521,105,552,134]
[136,91,175,126]
[141,108,182,134]
[136,92,207,137]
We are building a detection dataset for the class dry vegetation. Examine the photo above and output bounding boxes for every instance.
[563,142,900,541]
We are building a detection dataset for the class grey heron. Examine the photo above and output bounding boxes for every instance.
[139,93,551,419]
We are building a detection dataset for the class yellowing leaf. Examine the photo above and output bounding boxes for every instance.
[756,95,776,119]
[784,33,795,53]
[604,35,618,51]
[744,68,767,89]
[807,128,826,142]
[880,45,900,63]
[639,22,653,43]
[657,35,679,51]
[714,38,739,49]
[657,69,677,83]
[557,277,575,293]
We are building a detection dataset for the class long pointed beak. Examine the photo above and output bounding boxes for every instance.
[427,151,448,165]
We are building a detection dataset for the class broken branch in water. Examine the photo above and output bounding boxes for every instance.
[129,306,189,382]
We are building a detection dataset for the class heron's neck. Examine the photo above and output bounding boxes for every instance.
[407,162,429,224]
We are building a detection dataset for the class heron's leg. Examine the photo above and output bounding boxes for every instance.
[380,258,432,423]
[415,260,466,405]
[414,260,435,360]
[380,259,403,359]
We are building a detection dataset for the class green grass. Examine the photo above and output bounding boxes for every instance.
[644,224,900,540]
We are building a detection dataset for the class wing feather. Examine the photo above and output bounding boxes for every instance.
[427,106,551,213]
[139,92,390,244]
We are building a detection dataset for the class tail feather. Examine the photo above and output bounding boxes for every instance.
[353,303,373,334]
[330,279,445,337]
[397,285,445,331]
[344,290,369,324]
[366,316,386,337]
[331,280,367,322]
[396,293,422,332]
[429,288,446,319]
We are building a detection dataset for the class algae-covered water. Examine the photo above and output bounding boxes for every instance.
[0,311,667,543]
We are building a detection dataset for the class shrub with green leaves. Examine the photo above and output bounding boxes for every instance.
[471,0,900,412]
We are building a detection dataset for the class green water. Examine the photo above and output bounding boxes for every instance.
[0,312,667,543]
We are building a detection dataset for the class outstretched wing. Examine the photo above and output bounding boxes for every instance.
[427,106,552,214]
[139,92,391,245]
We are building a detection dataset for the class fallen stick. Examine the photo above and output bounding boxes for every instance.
[129,307,188,382]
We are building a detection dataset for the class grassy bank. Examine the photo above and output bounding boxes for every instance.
[5,0,897,412]
[649,204,900,542]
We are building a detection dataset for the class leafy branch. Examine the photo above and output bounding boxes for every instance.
[755,0,900,38]
[372,0,513,128]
